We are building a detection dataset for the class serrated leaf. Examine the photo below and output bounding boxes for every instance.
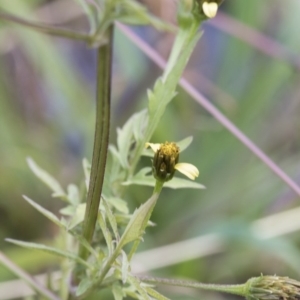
[6,239,90,268]
[136,21,202,160]
[23,195,66,228]
[82,158,91,190]
[70,231,98,259]
[107,197,129,214]
[102,198,120,240]
[118,1,174,32]
[116,110,148,169]
[145,287,170,300]
[76,278,93,297]
[67,184,80,205]
[67,203,86,229]
[122,168,205,189]
[27,157,66,200]
[121,250,129,284]
[98,210,114,255]
[119,193,159,248]
[176,136,193,152]
[112,283,125,300]
[59,205,75,216]
[127,275,150,300]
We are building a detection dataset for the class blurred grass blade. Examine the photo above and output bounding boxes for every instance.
[0,251,59,300]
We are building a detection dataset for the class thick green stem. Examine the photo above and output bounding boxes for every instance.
[138,276,247,298]
[79,25,114,261]
[0,11,91,42]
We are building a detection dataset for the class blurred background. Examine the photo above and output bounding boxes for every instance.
[0,0,300,299]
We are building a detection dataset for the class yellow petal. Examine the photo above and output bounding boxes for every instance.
[145,142,161,153]
[174,163,199,180]
[202,2,218,18]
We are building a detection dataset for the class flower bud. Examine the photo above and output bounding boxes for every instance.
[152,142,180,182]
[194,0,224,19]
[245,275,300,300]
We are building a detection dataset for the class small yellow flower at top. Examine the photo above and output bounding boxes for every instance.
[202,1,218,18]
[146,141,199,183]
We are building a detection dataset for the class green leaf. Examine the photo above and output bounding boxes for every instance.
[118,1,174,32]
[102,198,120,240]
[122,168,205,189]
[70,231,98,259]
[73,0,98,33]
[165,177,205,189]
[121,250,129,284]
[118,193,159,248]
[106,197,129,214]
[67,184,80,205]
[5,239,90,268]
[76,278,93,297]
[59,205,75,216]
[135,21,202,163]
[142,136,193,157]
[127,275,150,300]
[116,110,148,169]
[23,195,66,228]
[177,136,193,152]
[112,283,125,300]
[82,158,91,190]
[145,287,171,300]
[98,210,114,255]
[27,157,66,199]
[67,203,86,229]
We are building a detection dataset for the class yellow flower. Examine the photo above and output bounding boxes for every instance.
[202,1,218,18]
[146,142,199,183]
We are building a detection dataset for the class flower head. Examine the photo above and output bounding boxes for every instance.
[245,275,300,300]
[146,141,199,183]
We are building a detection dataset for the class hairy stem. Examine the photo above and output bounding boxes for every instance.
[138,276,247,297]
[79,25,114,261]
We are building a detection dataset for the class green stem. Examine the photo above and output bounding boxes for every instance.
[77,243,122,299]
[154,180,164,194]
[78,25,114,261]
[79,192,161,299]
[0,251,60,300]
[0,11,91,42]
[138,276,247,298]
